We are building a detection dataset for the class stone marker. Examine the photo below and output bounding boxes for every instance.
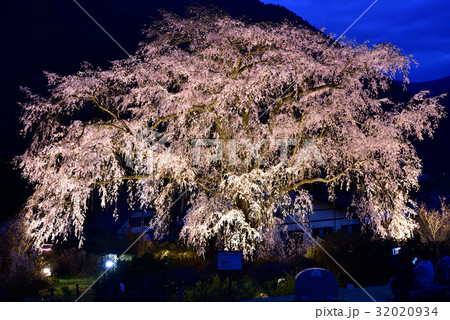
[295,268,338,301]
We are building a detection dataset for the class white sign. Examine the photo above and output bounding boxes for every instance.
[218,251,242,270]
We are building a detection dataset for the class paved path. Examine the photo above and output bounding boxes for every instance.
[245,286,393,302]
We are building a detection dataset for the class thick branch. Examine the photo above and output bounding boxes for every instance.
[285,163,358,193]
[89,96,132,133]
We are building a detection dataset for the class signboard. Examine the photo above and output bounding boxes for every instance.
[218,251,242,271]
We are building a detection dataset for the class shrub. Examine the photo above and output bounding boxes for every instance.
[305,232,396,287]
[264,271,297,297]
[0,217,49,301]
[183,274,260,301]
[94,253,170,301]
[61,285,71,298]
[0,250,50,301]
[52,248,101,277]
[251,259,289,283]
[415,200,450,243]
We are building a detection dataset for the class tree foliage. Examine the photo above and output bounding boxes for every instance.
[17,11,445,258]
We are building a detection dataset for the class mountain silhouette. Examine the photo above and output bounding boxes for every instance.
[405,76,450,96]
[390,77,450,178]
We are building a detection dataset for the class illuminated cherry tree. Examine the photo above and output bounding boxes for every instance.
[17,12,445,258]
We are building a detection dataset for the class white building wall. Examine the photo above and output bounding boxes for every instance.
[281,201,360,237]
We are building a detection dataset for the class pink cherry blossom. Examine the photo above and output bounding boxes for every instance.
[17,12,445,258]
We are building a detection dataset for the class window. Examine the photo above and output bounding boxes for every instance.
[143,210,155,217]
[341,224,359,233]
[130,217,141,228]
[143,216,151,226]
[312,227,333,238]
[287,230,304,241]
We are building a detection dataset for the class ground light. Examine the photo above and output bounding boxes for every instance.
[105,260,115,269]
[103,253,119,270]
[42,267,51,277]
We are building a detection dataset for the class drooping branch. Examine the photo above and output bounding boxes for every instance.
[285,162,360,193]
[89,95,132,133]
[148,99,217,130]
[93,174,156,186]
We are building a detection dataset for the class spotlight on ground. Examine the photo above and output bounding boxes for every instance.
[42,267,52,277]
[105,260,115,269]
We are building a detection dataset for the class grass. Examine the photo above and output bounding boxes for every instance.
[39,276,97,302]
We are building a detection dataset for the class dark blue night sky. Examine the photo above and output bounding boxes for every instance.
[262,0,450,82]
